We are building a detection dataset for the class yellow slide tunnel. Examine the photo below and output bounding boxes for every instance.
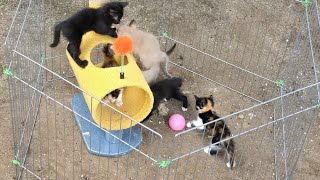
[66,31,154,130]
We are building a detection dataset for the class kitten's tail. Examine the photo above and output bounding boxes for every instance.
[225,139,235,169]
[50,23,62,47]
[161,43,177,77]
[166,43,176,55]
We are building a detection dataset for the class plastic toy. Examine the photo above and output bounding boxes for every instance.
[68,32,153,156]
[67,31,153,130]
[169,114,186,131]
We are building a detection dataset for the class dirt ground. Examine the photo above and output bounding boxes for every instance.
[0,0,320,179]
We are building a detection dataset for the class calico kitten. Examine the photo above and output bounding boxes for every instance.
[117,19,176,84]
[187,95,235,169]
[186,95,215,130]
[101,43,116,68]
[50,2,128,68]
[101,44,123,107]
[103,88,123,107]
[145,77,188,119]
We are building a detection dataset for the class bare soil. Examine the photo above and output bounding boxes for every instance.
[0,0,319,179]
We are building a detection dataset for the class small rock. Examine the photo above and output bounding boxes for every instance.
[158,103,169,116]
[248,113,254,119]
[237,114,244,119]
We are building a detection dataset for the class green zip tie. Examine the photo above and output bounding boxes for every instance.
[3,68,13,76]
[162,32,169,39]
[40,54,45,64]
[158,160,172,168]
[12,159,20,166]
[232,33,237,40]
[303,0,311,7]
[275,80,284,87]
[316,98,320,108]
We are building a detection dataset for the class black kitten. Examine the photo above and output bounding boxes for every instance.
[50,2,128,68]
[146,77,188,119]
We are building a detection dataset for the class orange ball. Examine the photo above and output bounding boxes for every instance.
[113,36,133,55]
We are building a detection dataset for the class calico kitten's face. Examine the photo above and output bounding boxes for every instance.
[103,2,128,24]
[194,95,214,113]
[107,89,122,103]
[103,43,114,57]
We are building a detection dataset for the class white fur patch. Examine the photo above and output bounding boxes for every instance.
[115,99,123,107]
[204,144,221,154]
[204,147,210,154]
[181,107,187,111]
[186,116,205,130]
[186,122,192,128]
[193,116,205,130]
[163,98,168,102]
[115,88,124,107]
[211,144,222,151]
[227,161,236,168]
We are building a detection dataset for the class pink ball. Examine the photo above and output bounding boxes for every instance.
[169,114,186,131]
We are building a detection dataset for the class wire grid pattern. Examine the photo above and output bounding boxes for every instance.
[161,0,319,179]
[273,1,320,179]
[5,0,164,179]
[4,0,320,179]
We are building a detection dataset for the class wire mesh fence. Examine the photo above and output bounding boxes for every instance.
[4,0,320,179]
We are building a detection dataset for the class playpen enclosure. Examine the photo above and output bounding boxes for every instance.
[4,0,320,179]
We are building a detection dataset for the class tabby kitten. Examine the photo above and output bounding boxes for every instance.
[50,2,128,68]
[187,95,235,169]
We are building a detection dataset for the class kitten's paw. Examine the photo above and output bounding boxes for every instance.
[163,98,168,102]
[102,99,110,105]
[115,100,123,107]
[79,60,88,68]
[227,161,235,168]
[181,107,187,111]
[204,147,210,154]
[186,122,192,128]
[111,32,118,38]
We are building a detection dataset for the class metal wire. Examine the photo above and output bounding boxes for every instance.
[5,0,320,179]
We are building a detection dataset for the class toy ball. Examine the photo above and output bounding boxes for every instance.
[113,35,133,55]
[169,114,186,131]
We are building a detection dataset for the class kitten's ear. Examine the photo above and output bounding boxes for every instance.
[119,2,128,7]
[194,95,199,100]
[129,19,136,26]
[208,95,215,105]
[127,19,137,28]
[208,95,214,102]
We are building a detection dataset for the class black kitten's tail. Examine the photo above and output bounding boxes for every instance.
[166,43,176,55]
[50,23,62,47]
[224,139,235,169]
[170,77,182,87]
